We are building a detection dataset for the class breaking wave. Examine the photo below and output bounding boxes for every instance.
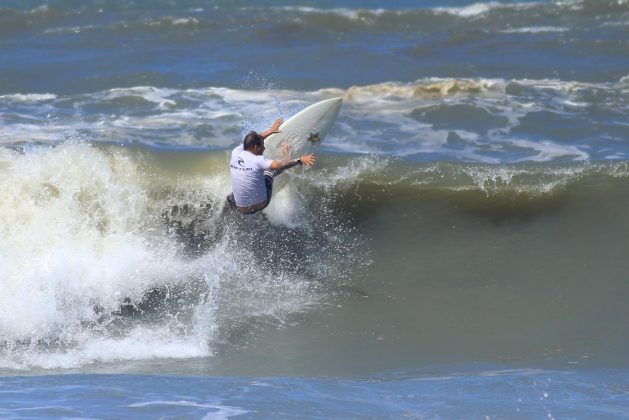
[0,142,365,370]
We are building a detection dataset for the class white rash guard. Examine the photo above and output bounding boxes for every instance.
[229,145,273,207]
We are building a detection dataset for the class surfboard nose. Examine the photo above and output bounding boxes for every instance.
[318,97,342,120]
[322,97,342,111]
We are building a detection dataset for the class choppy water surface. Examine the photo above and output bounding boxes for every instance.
[1,0,627,94]
[2,370,629,418]
[1,0,628,417]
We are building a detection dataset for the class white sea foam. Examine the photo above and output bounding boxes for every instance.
[10,327,210,370]
[500,26,569,34]
[0,78,623,161]
[435,2,498,17]
[0,146,197,365]
[434,2,540,18]
[273,6,390,21]
[0,144,190,339]
[264,182,302,228]
[127,399,250,418]
[129,400,250,420]
[602,21,629,27]
[202,407,250,419]
[343,79,507,102]
[171,17,199,25]
[275,3,541,20]
[0,141,329,370]
[512,139,590,162]
[145,16,200,26]
[460,163,590,195]
[0,93,57,103]
[310,156,388,191]
[28,4,49,14]
[98,86,178,104]
[43,24,98,35]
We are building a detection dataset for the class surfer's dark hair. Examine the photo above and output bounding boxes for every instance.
[243,131,263,150]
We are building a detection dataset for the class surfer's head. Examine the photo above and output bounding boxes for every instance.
[243,131,265,154]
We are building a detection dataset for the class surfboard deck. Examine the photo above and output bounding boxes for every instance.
[264,97,342,165]
[226,97,342,215]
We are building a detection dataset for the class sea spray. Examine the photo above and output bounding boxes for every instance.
[0,142,365,370]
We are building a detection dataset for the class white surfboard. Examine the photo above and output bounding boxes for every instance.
[263,97,342,185]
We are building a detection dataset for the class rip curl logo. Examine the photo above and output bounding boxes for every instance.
[231,157,253,171]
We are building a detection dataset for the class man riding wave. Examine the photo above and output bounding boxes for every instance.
[227,118,316,214]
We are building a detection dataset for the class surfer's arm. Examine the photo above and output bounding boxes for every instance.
[270,153,316,171]
[259,118,284,139]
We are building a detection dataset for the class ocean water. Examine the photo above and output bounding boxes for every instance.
[1,0,629,418]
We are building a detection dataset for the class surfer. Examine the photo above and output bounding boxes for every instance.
[227,118,316,214]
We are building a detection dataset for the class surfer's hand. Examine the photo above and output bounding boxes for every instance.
[270,118,283,134]
[300,154,316,167]
[260,118,284,139]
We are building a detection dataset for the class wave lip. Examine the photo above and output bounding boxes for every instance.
[343,78,507,101]
[344,159,629,199]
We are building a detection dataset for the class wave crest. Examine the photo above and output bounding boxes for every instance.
[344,79,506,101]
